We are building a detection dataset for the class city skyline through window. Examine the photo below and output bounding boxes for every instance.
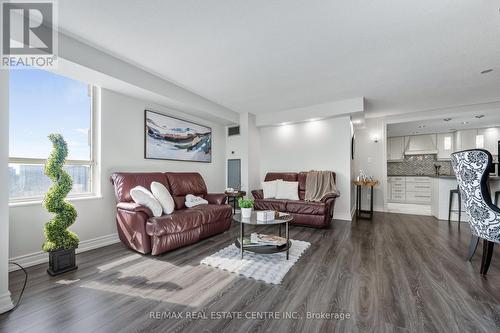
[9,69,94,200]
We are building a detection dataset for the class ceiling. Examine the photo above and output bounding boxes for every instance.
[387,108,500,137]
[58,0,500,116]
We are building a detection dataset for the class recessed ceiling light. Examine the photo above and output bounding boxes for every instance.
[417,125,426,129]
[475,115,485,119]
[443,118,452,122]
[481,69,493,74]
[462,121,469,125]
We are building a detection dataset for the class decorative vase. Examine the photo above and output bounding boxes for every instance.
[241,207,252,218]
[47,247,78,276]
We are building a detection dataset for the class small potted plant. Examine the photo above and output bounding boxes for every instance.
[43,134,79,276]
[238,198,254,218]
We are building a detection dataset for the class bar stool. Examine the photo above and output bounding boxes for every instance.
[448,186,461,228]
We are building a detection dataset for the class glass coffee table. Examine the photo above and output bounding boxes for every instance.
[233,212,293,260]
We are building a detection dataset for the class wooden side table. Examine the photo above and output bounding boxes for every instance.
[353,180,379,220]
[225,191,246,214]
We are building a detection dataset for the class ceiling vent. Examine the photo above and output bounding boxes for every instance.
[228,126,240,136]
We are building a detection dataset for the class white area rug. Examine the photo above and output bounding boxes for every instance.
[200,239,310,285]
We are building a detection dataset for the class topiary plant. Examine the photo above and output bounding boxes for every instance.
[238,198,254,208]
[42,134,79,252]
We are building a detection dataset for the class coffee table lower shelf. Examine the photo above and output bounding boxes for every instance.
[235,239,291,254]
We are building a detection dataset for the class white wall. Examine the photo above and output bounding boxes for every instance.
[248,115,261,193]
[0,70,13,313]
[226,113,261,195]
[353,118,386,211]
[9,88,226,263]
[259,117,353,220]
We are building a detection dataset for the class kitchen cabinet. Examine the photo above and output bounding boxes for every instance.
[388,177,406,201]
[387,137,405,161]
[437,133,454,160]
[477,127,500,156]
[406,176,431,204]
[454,129,477,151]
[388,176,431,204]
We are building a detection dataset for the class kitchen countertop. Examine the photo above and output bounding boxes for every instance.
[428,175,456,179]
[388,175,500,180]
[387,174,451,177]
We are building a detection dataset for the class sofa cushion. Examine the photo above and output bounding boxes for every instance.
[286,201,327,215]
[165,172,208,209]
[254,199,288,212]
[298,172,307,200]
[146,210,204,237]
[189,204,232,224]
[165,172,207,196]
[264,172,298,182]
[111,172,168,202]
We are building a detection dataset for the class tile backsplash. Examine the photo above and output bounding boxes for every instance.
[387,154,453,176]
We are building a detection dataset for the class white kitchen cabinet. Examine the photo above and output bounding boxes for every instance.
[388,176,431,204]
[388,177,406,201]
[437,133,453,160]
[454,129,477,151]
[387,137,405,161]
[477,127,500,156]
[406,176,431,204]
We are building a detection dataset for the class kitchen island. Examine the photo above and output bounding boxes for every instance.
[430,175,500,221]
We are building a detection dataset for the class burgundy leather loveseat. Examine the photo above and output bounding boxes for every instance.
[252,172,339,228]
[110,172,232,255]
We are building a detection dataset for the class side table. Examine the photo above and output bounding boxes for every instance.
[353,180,379,220]
[225,191,246,214]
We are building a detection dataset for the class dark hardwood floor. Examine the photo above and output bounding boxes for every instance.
[1,212,500,333]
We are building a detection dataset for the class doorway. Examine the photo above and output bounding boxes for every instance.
[227,159,241,190]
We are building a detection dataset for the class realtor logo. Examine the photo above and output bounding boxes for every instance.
[1,0,58,68]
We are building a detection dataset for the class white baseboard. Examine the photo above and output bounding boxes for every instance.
[334,212,353,221]
[9,233,120,272]
[0,291,13,314]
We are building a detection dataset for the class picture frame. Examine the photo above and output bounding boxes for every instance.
[144,110,212,163]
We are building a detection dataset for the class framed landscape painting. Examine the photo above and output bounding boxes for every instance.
[144,110,212,162]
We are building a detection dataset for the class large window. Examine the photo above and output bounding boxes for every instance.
[9,69,95,202]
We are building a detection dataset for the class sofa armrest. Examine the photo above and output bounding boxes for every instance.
[117,202,153,218]
[320,192,340,203]
[206,193,227,205]
[252,190,264,200]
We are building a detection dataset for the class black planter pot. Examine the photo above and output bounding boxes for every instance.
[47,247,78,276]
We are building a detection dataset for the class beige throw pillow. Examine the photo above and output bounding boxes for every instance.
[275,181,299,200]
[262,179,282,199]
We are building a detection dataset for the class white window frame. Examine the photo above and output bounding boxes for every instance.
[8,85,97,204]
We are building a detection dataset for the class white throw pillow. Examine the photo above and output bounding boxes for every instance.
[130,186,163,217]
[185,194,208,208]
[262,180,282,199]
[275,181,299,200]
[150,182,175,214]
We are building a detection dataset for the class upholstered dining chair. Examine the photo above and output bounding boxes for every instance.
[451,149,500,275]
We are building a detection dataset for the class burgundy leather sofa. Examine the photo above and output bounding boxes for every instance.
[110,172,232,255]
[252,172,338,228]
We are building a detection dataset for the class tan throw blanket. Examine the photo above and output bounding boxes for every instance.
[305,171,340,202]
